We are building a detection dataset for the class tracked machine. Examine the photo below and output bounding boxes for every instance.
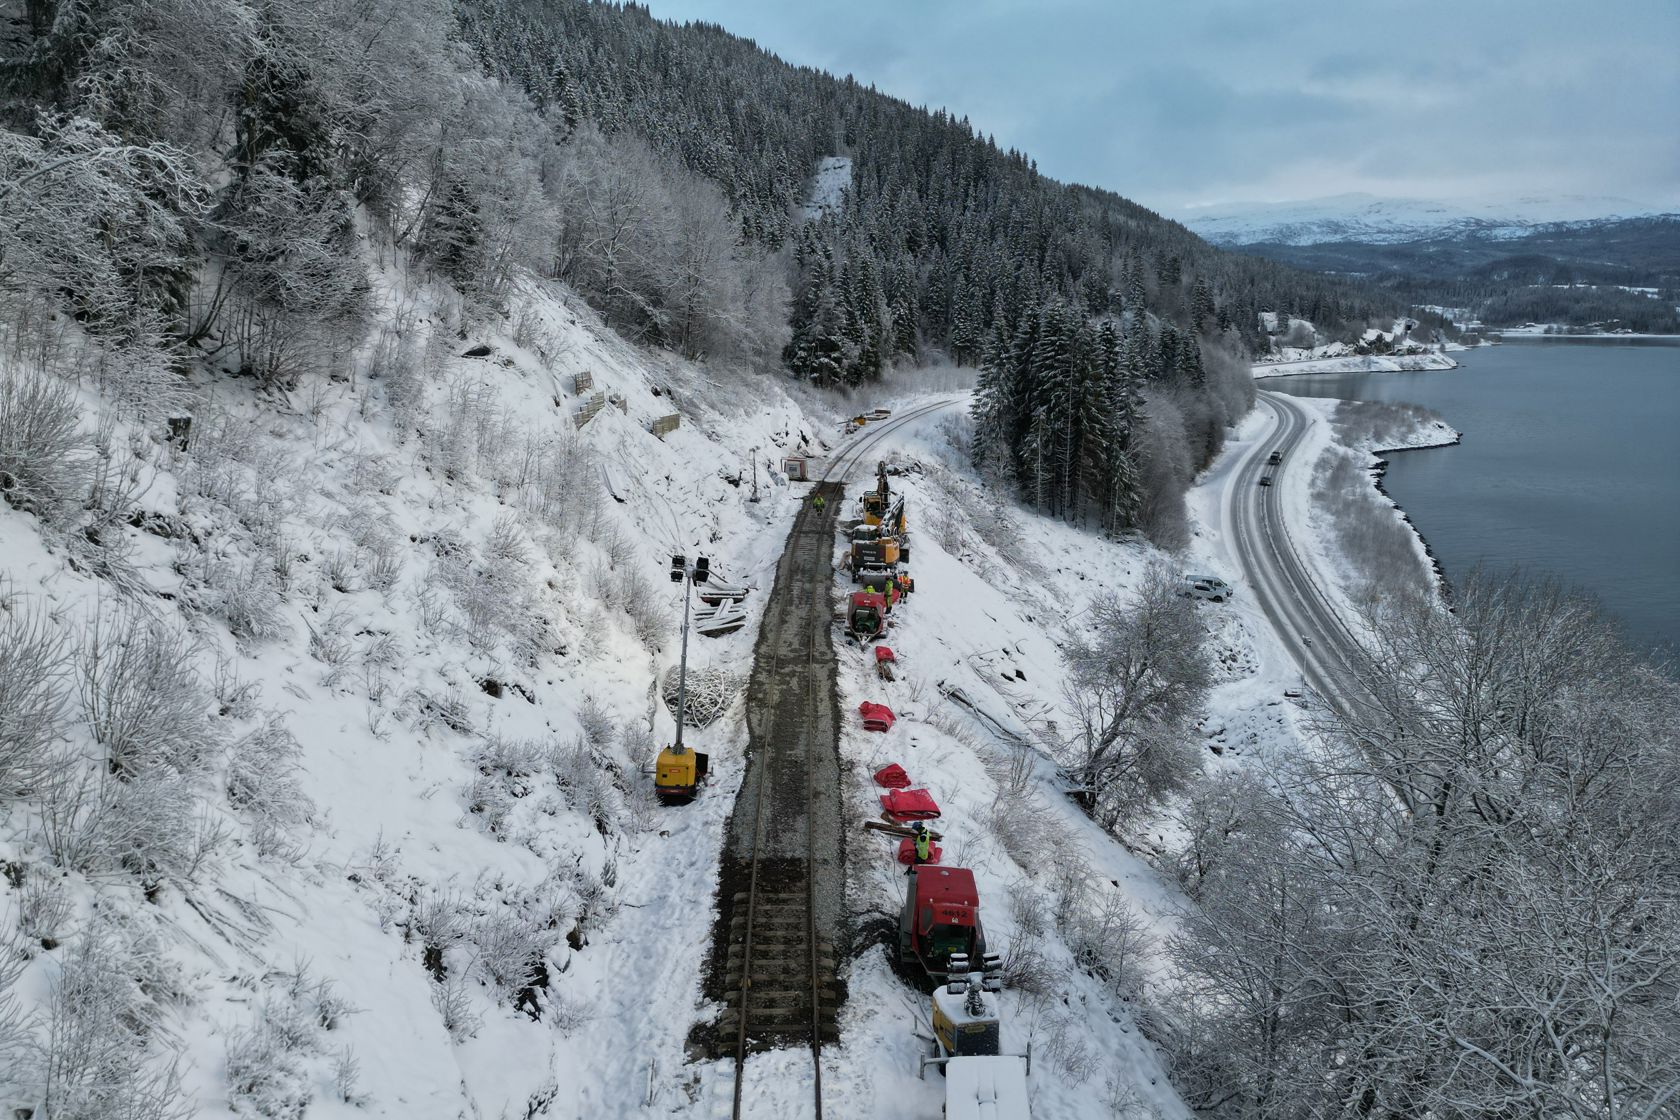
[846,590,889,642]
[898,865,989,979]
[860,460,908,536]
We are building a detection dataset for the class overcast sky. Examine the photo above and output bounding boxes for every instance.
[641,0,1679,217]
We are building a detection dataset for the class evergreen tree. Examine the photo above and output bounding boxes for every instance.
[1029,300,1081,518]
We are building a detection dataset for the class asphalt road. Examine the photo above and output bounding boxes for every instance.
[1227,391,1373,713]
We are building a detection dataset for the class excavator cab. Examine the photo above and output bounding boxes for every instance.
[654,744,709,803]
[861,460,893,527]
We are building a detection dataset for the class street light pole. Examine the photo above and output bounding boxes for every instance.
[668,553,709,754]
[673,572,693,752]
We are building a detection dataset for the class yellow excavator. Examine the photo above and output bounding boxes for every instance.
[860,460,907,535]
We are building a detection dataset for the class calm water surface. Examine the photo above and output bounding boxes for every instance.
[1265,337,1680,659]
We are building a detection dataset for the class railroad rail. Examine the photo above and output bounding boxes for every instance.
[725,621,834,1118]
[716,396,965,1118]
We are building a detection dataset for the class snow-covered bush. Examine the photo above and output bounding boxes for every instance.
[430,973,480,1042]
[0,592,73,797]
[586,557,668,647]
[224,970,350,1120]
[225,1007,310,1120]
[470,911,555,998]
[0,367,88,522]
[17,868,74,949]
[1064,890,1152,1001]
[80,610,221,781]
[226,717,314,858]
[103,772,223,892]
[40,920,186,1120]
[1312,447,1432,603]
[193,556,286,641]
[39,762,220,892]
[0,939,27,1096]
[1167,771,1274,901]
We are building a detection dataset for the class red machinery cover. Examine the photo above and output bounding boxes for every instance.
[858,702,896,732]
[880,787,941,821]
[897,837,944,865]
[915,865,979,925]
[875,645,896,663]
[873,763,911,788]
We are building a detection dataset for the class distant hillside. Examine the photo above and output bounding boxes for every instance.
[1184,192,1673,247]
[1186,196,1680,333]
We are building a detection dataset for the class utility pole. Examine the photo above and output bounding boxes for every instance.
[749,445,760,503]
[667,553,710,751]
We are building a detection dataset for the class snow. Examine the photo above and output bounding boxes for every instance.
[0,243,1223,1119]
[7,187,1476,1118]
[1182,191,1677,246]
[800,156,853,223]
[1252,352,1458,378]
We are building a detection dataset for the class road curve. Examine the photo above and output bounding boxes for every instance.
[1226,391,1372,712]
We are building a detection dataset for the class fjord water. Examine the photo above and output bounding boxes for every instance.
[1264,337,1680,659]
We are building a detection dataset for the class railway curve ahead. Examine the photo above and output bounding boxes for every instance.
[698,398,965,1119]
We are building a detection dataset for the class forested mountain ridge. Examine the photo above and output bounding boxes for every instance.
[457,0,1393,362]
[454,0,1398,540]
[0,0,1393,548]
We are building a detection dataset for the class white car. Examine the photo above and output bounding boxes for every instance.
[1181,575,1233,603]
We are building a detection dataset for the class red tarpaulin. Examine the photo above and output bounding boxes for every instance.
[880,787,941,821]
[897,837,944,865]
[858,702,896,732]
[875,645,896,664]
[873,763,911,788]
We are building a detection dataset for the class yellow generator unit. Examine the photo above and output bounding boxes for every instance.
[654,745,709,803]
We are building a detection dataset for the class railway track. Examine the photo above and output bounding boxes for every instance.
[707,397,965,1118]
[819,397,965,485]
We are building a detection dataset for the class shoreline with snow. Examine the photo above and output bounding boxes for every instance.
[1367,435,1461,597]
[1294,396,1462,609]
[1251,351,1459,378]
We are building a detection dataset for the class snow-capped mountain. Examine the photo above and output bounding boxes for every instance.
[1183,193,1675,246]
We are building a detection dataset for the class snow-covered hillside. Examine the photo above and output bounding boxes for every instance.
[1183,191,1675,246]
[1,231,1253,1116]
[0,255,844,1117]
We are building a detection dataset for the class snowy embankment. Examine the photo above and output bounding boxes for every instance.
[1251,351,1458,378]
[1289,397,1459,619]
[799,156,853,223]
[0,255,839,1117]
